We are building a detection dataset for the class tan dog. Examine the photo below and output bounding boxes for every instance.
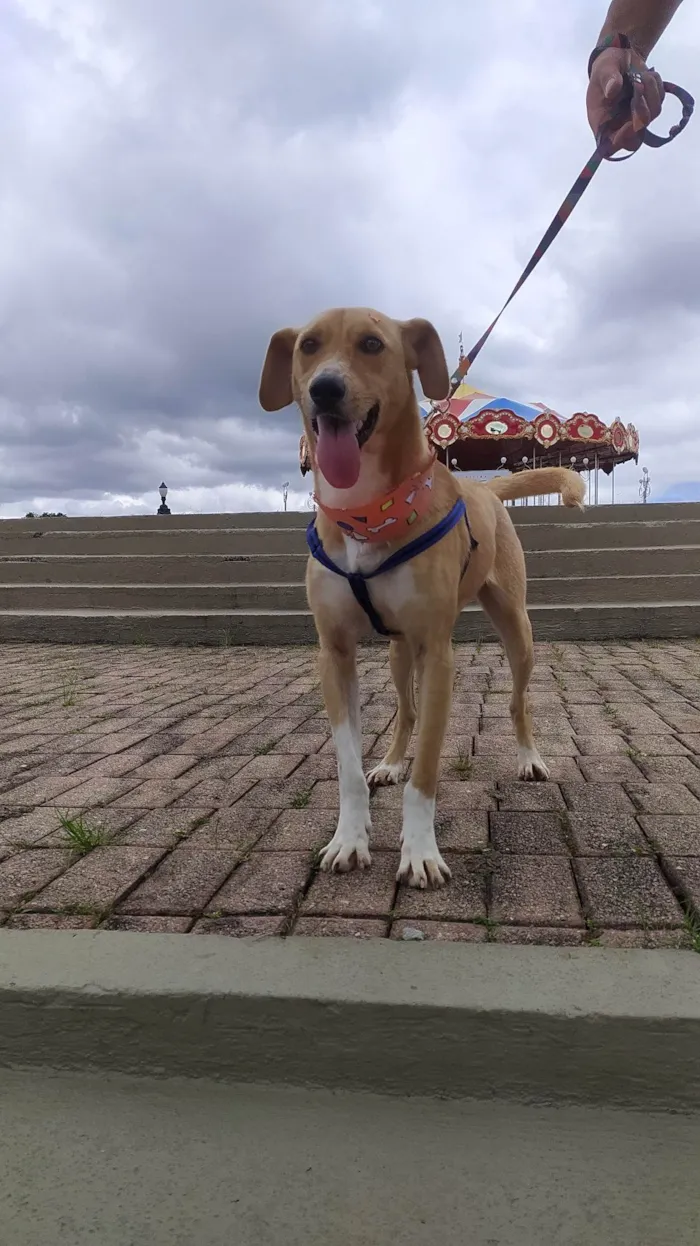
[260,309,584,889]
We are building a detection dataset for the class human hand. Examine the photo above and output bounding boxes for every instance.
[587,46,664,151]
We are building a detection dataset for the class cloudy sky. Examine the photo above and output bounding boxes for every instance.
[1,0,698,516]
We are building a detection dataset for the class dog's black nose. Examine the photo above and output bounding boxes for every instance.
[309,372,346,409]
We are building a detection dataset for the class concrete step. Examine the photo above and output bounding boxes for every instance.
[2,519,699,557]
[0,600,698,645]
[4,546,700,585]
[2,501,698,533]
[506,500,700,524]
[515,520,700,551]
[2,544,699,584]
[3,573,699,611]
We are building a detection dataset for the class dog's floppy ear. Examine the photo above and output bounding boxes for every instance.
[400,318,450,401]
[259,328,298,411]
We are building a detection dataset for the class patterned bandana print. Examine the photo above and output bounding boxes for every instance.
[315,460,436,544]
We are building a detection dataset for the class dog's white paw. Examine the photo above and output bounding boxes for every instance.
[367,760,404,787]
[319,825,371,873]
[397,843,451,890]
[517,746,550,782]
[397,782,451,889]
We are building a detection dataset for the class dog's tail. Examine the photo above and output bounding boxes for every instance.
[485,467,585,510]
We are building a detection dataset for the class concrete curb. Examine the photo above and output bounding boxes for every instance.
[0,934,699,1108]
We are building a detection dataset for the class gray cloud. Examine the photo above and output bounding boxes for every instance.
[1,0,698,515]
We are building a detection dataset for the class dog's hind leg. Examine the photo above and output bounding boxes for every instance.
[478,582,550,781]
[317,638,372,872]
[367,638,416,787]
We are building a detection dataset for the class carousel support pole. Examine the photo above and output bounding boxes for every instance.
[611,464,615,505]
[594,453,599,506]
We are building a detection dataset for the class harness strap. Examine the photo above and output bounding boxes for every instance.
[306,497,471,636]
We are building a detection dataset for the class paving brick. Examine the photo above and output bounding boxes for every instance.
[574,735,628,755]
[306,781,340,809]
[626,783,700,815]
[4,912,95,930]
[209,852,312,915]
[390,920,487,942]
[0,849,72,908]
[597,928,693,949]
[437,782,497,812]
[497,783,566,812]
[302,854,397,918]
[677,735,700,755]
[235,754,304,780]
[256,808,337,851]
[574,858,683,929]
[107,808,213,848]
[490,812,569,855]
[566,812,647,855]
[282,755,339,785]
[117,847,240,916]
[25,847,164,913]
[271,734,329,755]
[493,926,586,946]
[0,805,134,848]
[562,783,635,814]
[637,757,700,786]
[395,855,486,923]
[232,777,319,812]
[490,856,583,927]
[577,756,646,784]
[192,915,286,936]
[661,856,700,912]
[185,806,276,850]
[294,916,388,938]
[0,772,93,807]
[103,915,193,932]
[639,816,700,856]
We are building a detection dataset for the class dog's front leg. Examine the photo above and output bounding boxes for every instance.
[398,639,453,889]
[318,640,371,873]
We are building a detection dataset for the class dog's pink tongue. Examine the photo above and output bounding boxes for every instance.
[315,419,361,489]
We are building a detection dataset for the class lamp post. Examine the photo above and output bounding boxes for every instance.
[157,482,171,515]
[639,466,651,504]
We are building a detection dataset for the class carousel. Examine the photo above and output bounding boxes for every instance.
[421,381,639,478]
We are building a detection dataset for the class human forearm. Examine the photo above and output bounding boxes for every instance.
[598,0,684,60]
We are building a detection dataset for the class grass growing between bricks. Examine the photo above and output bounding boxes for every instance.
[57,812,110,854]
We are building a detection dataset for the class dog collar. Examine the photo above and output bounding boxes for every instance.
[314,458,437,543]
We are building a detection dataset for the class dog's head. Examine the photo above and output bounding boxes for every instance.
[259,308,449,490]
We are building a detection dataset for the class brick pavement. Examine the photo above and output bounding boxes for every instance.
[0,640,699,950]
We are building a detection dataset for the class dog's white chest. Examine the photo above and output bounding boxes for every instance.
[314,536,417,627]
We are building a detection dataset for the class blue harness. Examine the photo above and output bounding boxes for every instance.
[306,497,477,637]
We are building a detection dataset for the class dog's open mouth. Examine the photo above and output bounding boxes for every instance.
[312,404,379,489]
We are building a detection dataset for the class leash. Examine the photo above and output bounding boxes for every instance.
[440,47,694,397]
[307,497,472,636]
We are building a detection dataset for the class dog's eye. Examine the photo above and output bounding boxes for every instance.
[299,337,320,355]
[358,335,384,355]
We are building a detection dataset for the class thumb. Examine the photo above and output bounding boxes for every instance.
[603,70,623,101]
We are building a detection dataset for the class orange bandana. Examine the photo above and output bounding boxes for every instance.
[315,459,436,543]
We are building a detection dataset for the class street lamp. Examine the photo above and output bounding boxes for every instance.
[157,482,171,515]
[639,466,651,504]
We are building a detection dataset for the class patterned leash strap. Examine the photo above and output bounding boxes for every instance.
[444,59,694,398]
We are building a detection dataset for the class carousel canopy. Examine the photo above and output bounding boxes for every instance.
[420,382,639,476]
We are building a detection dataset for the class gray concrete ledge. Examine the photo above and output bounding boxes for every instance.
[0,933,699,1109]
